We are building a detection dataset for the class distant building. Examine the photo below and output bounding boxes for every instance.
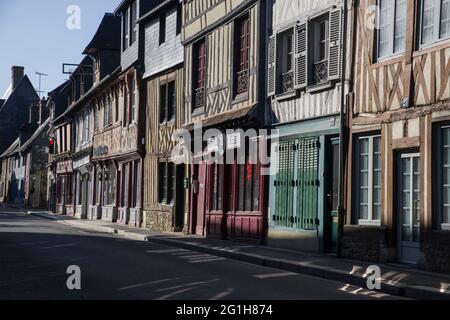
[0,66,39,155]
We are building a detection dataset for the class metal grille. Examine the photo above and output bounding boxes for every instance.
[236,69,249,94]
[314,60,328,84]
[194,87,205,108]
[281,71,294,93]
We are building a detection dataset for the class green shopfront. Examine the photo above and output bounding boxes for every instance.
[268,116,340,253]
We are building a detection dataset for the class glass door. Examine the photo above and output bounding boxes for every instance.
[397,153,421,264]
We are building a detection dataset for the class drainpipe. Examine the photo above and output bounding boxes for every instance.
[337,0,349,257]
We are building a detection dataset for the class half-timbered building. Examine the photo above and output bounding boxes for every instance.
[266,0,344,253]
[180,0,268,242]
[344,0,450,272]
[140,0,187,232]
[50,56,94,216]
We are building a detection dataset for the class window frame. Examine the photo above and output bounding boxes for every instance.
[158,160,175,205]
[130,1,137,45]
[159,14,166,45]
[310,14,330,86]
[159,81,176,124]
[354,134,382,226]
[192,39,207,110]
[434,123,450,230]
[376,0,407,61]
[419,0,450,47]
[233,14,250,98]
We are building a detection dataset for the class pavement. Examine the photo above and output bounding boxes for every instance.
[4,205,450,299]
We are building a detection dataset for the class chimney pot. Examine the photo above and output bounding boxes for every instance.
[11,66,25,90]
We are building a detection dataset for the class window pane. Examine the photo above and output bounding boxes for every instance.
[238,164,245,211]
[131,2,137,44]
[443,128,450,223]
[168,163,174,204]
[359,138,369,220]
[379,0,392,57]
[217,164,223,211]
[372,137,381,220]
[394,0,407,53]
[422,0,436,44]
[160,84,167,123]
[159,163,167,203]
[168,81,176,121]
[441,0,450,38]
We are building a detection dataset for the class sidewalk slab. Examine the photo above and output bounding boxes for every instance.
[20,207,450,300]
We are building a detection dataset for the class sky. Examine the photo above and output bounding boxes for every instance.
[0,0,122,99]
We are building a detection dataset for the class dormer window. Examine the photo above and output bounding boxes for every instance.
[123,8,129,51]
[123,1,137,51]
[159,14,166,45]
[131,1,137,44]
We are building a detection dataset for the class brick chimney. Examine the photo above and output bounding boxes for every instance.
[11,66,25,90]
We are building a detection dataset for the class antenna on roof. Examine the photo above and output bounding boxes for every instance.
[35,72,48,99]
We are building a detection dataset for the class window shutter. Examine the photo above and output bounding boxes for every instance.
[328,7,343,81]
[267,35,277,97]
[294,22,308,90]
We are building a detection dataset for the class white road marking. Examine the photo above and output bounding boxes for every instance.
[254,272,297,279]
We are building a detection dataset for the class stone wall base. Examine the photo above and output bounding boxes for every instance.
[341,225,394,262]
[144,210,173,232]
[419,230,450,273]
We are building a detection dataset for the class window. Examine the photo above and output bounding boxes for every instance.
[158,161,175,205]
[311,15,329,85]
[123,8,129,51]
[436,125,450,227]
[84,112,89,142]
[159,81,176,123]
[234,15,250,96]
[94,107,99,130]
[124,75,136,126]
[421,0,450,45]
[130,76,136,124]
[193,39,206,109]
[356,135,381,224]
[377,0,406,59]
[159,15,166,45]
[278,29,294,93]
[131,160,139,208]
[209,163,224,211]
[131,1,137,44]
[104,95,112,127]
[176,4,182,35]
[115,92,120,123]
[105,161,116,206]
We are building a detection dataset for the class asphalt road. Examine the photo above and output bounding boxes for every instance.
[0,206,402,300]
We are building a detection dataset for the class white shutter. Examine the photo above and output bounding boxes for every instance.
[328,7,343,81]
[294,22,308,90]
[267,35,277,97]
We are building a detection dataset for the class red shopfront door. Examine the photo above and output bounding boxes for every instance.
[191,162,207,236]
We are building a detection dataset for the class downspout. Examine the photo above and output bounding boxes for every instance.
[337,0,350,257]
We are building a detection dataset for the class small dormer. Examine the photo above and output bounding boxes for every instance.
[83,13,121,85]
[67,56,94,107]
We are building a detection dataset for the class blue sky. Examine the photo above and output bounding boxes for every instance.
[0,0,122,98]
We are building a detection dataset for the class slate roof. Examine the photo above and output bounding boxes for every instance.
[83,13,121,54]
[0,138,20,158]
